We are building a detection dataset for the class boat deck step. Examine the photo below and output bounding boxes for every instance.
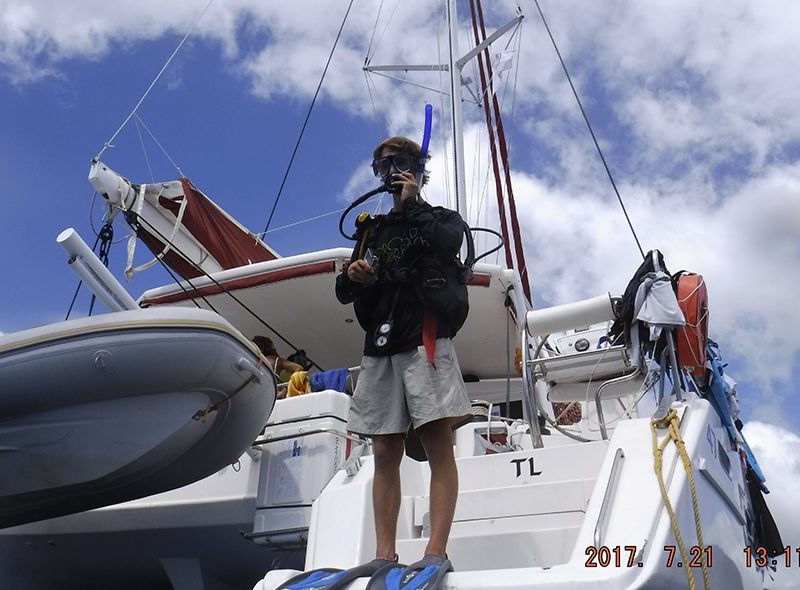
[413,478,594,526]
[396,525,582,571]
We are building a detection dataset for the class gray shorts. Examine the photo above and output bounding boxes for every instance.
[347,338,472,436]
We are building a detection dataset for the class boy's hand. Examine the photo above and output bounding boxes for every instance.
[346,259,377,285]
[391,171,419,206]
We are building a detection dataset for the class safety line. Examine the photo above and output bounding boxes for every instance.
[261,0,355,237]
[533,0,646,259]
[95,0,216,161]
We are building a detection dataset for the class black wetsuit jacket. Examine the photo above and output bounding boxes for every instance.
[335,199,464,356]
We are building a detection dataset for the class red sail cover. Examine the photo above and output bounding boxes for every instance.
[137,178,277,280]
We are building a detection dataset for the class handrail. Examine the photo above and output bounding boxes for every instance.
[242,526,309,549]
[263,412,347,428]
[595,368,642,440]
[527,344,629,369]
[665,331,683,401]
[252,428,367,447]
[593,448,626,547]
[520,329,544,448]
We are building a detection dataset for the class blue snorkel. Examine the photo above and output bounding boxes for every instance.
[417,103,433,190]
[339,103,436,240]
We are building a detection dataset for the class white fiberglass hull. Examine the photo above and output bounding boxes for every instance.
[0,453,299,590]
[0,307,276,528]
[258,397,766,590]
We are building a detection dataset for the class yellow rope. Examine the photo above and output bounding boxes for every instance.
[651,410,710,590]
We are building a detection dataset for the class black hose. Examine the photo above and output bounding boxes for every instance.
[471,226,505,265]
[338,185,390,241]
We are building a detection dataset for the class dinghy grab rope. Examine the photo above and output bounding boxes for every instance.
[651,410,711,590]
[193,352,267,421]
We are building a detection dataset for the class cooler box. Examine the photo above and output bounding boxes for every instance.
[251,390,351,546]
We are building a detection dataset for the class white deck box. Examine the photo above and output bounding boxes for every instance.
[251,390,351,545]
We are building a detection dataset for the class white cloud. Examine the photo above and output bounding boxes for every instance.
[742,421,800,589]
[505,160,800,397]
[2,1,798,411]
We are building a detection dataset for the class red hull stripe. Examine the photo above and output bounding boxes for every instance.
[468,273,492,287]
[142,262,493,307]
[142,260,337,305]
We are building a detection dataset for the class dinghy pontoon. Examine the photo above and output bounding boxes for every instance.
[0,306,276,528]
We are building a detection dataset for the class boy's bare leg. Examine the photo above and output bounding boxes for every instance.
[418,418,459,557]
[372,433,405,559]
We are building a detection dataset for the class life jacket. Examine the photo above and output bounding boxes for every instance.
[673,272,709,381]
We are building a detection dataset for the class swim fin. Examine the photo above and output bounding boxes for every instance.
[396,555,453,590]
[365,563,407,590]
[276,558,399,590]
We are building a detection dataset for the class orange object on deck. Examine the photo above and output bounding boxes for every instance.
[675,273,709,379]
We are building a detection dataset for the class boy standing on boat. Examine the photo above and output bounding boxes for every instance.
[335,136,471,578]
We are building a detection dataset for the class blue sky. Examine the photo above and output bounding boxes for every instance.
[1,1,799,584]
[0,35,384,329]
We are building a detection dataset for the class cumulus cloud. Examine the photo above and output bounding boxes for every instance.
[0,1,240,82]
[2,0,798,417]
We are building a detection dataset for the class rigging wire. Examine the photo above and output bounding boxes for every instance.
[134,115,156,183]
[94,0,216,161]
[468,0,514,272]
[473,19,523,108]
[474,0,531,304]
[148,248,206,311]
[364,69,380,120]
[468,111,481,227]
[131,213,324,372]
[260,0,355,238]
[366,71,457,99]
[135,114,185,177]
[510,17,523,122]
[365,0,386,62]
[445,0,461,215]
[368,0,403,64]
[532,0,646,259]
[258,205,349,237]
[124,217,213,313]
[473,14,523,262]
[496,15,522,266]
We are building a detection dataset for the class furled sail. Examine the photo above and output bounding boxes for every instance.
[89,160,278,280]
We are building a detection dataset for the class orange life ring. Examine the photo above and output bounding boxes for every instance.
[675,273,709,379]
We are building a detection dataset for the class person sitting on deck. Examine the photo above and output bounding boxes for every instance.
[253,336,304,381]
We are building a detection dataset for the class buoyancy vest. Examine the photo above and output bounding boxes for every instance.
[352,207,472,336]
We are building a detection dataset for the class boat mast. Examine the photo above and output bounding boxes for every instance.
[364,3,522,222]
[446,0,467,219]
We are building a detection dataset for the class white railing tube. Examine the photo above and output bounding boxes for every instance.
[57,228,139,312]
